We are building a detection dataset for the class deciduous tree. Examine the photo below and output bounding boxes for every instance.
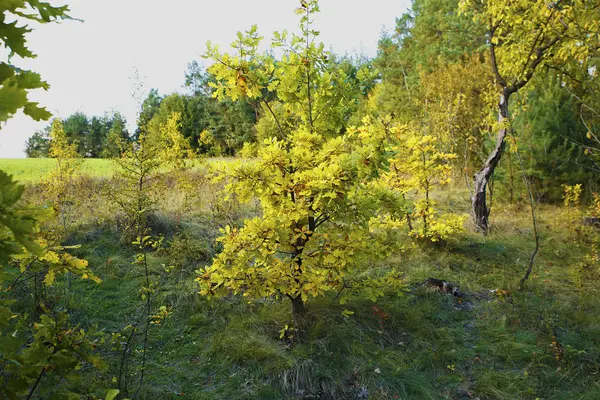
[197,0,401,317]
[459,0,600,232]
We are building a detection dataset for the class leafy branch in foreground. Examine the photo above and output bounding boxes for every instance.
[0,3,107,397]
[0,171,104,399]
[0,1,72,124]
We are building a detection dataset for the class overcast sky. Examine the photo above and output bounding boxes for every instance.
[0,0,410,158]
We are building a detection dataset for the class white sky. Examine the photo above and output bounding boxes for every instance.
[0,0,409,158]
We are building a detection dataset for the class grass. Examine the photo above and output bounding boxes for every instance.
[0,157,234,182]
[12,172,600,399]
[1,158,117,182]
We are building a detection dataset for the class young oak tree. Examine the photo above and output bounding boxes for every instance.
[45,119,81,239]
[381,126,466,242]
[197,0,401,316]
[458,0,600,233]
[154,111,199,221]
[366,62,484,242]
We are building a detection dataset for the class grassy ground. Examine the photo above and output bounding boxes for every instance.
[0,157,231,182]
[51,204,599,400]
[12,169,600,399]
[1,158,117,182]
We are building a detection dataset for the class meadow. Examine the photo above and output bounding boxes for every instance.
[1,158,116,182]
[0,158,227,182]
[10,161,600,399]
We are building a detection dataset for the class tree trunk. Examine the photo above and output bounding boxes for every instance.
[472,88,511,233]
[291,296,306,316]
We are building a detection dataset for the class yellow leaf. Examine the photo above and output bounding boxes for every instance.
[44,271,56,286]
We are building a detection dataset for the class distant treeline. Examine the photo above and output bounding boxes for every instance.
[25,0,600,202]
[25,63,259,158]
[25,112,130,158]
[26,56,374,158]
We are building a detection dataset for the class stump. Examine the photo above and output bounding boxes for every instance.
[420,278,462,297]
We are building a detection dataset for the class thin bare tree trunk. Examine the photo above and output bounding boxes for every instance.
[512,135,540,289]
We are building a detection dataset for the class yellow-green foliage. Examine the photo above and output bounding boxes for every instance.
[560,184,600,287]
[197,1,403,314]
[199,129,222,156]
[111,133,161,236]
[198,123,399,309]
[459,0,599,81]
[153,112,203,218]
[561,185,600,287]
[157,112,199,213]
[368,56,475,242]
[380,124,466,242]
[0,3,106,396]
[417,56,496,175]
[158,112,195,169]
[563,184,582,208]
[0,171,49,263]
[569,242,599,288]
[0,171,102,398]
[561,184,583,237]
[44,119,82,236]
[12,238,101,286]
[205,2,352,140]
[48,119,78,160]
[589,192,600,218]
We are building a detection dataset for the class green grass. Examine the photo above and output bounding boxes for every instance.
[14,178,600,399]
[1,158,117,182]
[0,157,234,182]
